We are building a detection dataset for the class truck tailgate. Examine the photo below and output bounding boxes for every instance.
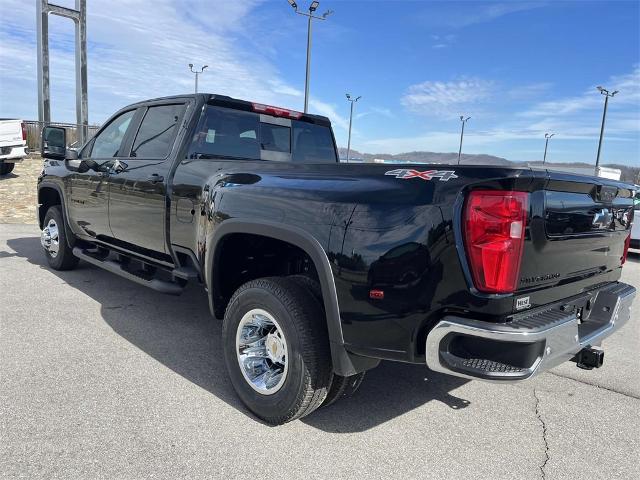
[518,172,634,298]
[0,120,24,147]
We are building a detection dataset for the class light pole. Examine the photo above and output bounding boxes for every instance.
[286,0,333,113]
[543,133,555,165]
[457,116,471,165]
[189,64,208,93]
[595,86,618,174]
[345,93,361,163]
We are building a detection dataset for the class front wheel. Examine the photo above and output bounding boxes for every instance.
[41,205,79,271]
[222,276,333,424]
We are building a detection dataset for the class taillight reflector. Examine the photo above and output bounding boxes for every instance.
[252,103,303,119]
[21,122,27,141]
[369,289,384,300]
[621,233,631,265]
[463,190,529,294]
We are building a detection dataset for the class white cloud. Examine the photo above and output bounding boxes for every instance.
[355,106,395,121]
[421,2,547,29]
[0,0,343,127]
[362,67,639,160]
[520,67,640,117]
[401,77,494,117]
[309,98,350,131]
[430,33,456,49]
[507,82,553,100]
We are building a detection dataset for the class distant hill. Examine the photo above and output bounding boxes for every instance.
[338,148,639,184]
[338,148,511,166]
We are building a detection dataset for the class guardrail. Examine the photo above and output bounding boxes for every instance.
[23,121,100,152]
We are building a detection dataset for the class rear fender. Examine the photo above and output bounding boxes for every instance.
[206,219,377,376]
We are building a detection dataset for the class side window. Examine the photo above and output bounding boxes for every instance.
[131,104,185,158]
[190,106,260,160]
[91,110,135,158]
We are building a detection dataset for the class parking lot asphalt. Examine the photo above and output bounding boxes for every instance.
[1,223,639,480]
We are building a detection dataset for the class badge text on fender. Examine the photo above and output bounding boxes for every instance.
[385,169,458,182]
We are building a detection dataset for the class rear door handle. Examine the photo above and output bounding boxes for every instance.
[147,174,164,184]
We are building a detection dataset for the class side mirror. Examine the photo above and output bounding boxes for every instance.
[41,126,66,160]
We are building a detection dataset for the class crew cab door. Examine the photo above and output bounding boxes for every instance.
[108,102,187,255]
[67,109,136,239]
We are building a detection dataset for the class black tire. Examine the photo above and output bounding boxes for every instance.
[222,276,333,424]
[322,371,366,407]
[42,205,79,271]
[288,274,322,304]
[289,274,367,407]
[0,162,15,175]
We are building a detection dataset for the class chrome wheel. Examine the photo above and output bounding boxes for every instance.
[236,308,288,395]
[41,218,60,258]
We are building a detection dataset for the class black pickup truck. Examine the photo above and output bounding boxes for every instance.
[38,93,636,424]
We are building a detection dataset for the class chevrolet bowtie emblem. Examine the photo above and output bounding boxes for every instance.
[592,208,613,229]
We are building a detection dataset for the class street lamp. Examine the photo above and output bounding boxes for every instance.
[286,0,333,113]
[345,93,361,163]
[457,116,471,165]
[189,64,208,94]
[595,86,619,174]
[543,133,555,165]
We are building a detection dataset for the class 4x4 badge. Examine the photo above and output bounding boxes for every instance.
[385,169,458,182]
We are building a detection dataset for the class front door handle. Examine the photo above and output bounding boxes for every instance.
[147,173,164,184]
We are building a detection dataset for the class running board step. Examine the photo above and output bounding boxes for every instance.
[72,247,184,295]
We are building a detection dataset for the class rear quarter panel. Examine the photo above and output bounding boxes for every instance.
[171,161,544,362]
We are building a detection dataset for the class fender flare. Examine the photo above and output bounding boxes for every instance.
[38,182,75,248]
[205,219,376,376]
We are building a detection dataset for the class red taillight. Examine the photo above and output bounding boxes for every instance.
[621,233,631,265]
[252,103,303,119]
[21,122,26,141]
[463,190,529,294]
[369,289,384,300]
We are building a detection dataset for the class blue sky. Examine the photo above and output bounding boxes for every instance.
[0,0,638,165]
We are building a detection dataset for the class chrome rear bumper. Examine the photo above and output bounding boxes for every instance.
[425,282,636,381]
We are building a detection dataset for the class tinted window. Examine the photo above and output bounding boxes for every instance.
[190,106,260,159]
[91,110,135,158]
[260,123,290,153]
[292,121,336,163]
[189,106,337,163]
[131,104,185,158]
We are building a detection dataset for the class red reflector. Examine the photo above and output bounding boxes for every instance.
[21,122,27,141]
[463,190,528,294]
[622,233,631,265]
[252,103,303,119]
[369,289,384,300]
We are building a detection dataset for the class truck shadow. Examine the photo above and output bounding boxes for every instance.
[6,235,470,432]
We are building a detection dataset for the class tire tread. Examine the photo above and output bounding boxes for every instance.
[223,276,333,424]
